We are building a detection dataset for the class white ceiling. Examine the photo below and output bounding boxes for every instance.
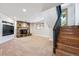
[0,3,61,20]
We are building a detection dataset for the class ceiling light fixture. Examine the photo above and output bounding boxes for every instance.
[22,8,27,12]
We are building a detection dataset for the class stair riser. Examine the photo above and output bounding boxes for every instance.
[59,35,79,40]
[58,37,79,43]
[58,40,79,48]
[60,29,79,33]
[56,51,68,56]
[57,43,79,55]
[59,33,79,37]
[59,30,79,33]
[55,49,74,56]
[60,30,79,33]
[60,29,74,32]
[59,32,75,35]
[61,28,79,30]
[61,26,79,29]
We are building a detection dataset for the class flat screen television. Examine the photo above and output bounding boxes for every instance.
[3,24,14,36]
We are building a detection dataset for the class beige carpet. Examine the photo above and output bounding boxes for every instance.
[0,35,53,56]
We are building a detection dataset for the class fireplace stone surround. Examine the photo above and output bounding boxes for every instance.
[16,21,31,38]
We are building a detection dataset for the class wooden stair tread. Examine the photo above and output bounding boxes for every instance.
[57,43,79,55]
[60,32,76,35]
[56,49,76,56]
[61,26,79,29]
[57,43,79,50]
[58,41,79,48]
[60,29,74,31]
[58,36,79,48]
[59,34,79,38]
[58,37,79,43]
[59,35,79,40]
[61,27,79,29]
[61,28,79,32]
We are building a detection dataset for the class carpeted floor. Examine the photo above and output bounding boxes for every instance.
[0,35,53,56]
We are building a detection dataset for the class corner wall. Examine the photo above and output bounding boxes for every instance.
[75,3,79,25]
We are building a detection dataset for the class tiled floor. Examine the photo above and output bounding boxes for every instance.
[0,35,53,56]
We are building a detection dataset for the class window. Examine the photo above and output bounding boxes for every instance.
[36,23,44,30]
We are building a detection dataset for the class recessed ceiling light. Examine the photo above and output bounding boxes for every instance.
[22,8,27,12]
[13,16,16,18]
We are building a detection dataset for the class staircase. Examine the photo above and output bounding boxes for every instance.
[55,26,79,56]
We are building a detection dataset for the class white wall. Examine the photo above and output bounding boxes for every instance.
[0,13,15,44]
[30,22,50,37]
[61,4,75,26]
[68,4,75,26]
[61,3,79,26]
[75,3,79,25]
[43,7,57,41]
[0,18,2,42]
[30,7,57,41]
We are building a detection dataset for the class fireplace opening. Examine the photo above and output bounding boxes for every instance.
[20,29,27,34]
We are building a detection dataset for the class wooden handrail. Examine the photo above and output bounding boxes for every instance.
[53,5,61,53]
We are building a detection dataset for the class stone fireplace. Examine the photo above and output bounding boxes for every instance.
[16,21,31,37]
